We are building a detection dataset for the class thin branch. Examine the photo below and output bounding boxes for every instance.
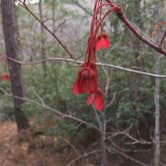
[111,141,151,154]
[159,30,166,48]
[66,150,101,166]
[32,88,45,105]
[59,136,79,155]
[105,92,116,108]
[105,0,166,56]
[106,146,149,166]
[71,0,92,16]
[17,0,166,58]
[53,19,66,33]
[107,128,152,146]
[0,87,99,132]
[92,105,102,129]
[23,0,26,5]
[16,0,77,59]
[6,56,166,79]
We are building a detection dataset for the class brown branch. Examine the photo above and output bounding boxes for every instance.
[106,146,149,166]
[0,87,99,132]
[105,0,166,56]
[66,150,101,166]
[6,56,166,79]
[159,30,166,48]
[117,14,166,55]
[53,19,66,33]
[23,0,26,5]
[17,0,166,57]
[16,0,77,60]
[71,0,93,16]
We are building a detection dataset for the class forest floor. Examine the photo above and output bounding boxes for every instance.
[2,121,166,166]
[0,121,94,166]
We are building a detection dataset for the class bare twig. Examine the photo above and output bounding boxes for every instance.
[5,56,166,79]
[107,127,152,146]
[23,0,26,5]
[0,87,99,132]
[105,92,116,108]
[92,106,101,129]
[16,0,77,59]
[66,150,101,166]
[159,30,166,48]
[105,0,166,56]
[71,0,92,16]
[18,0,166,57]
[106,146,149,166]
[59,136,79,155]
[32,88,45,106]
[53,19,66,33]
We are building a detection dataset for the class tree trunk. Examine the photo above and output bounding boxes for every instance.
[154,54,161,166]
[100,114,108,166]
[1,0,29,131]
[52,0,56,32]
[128,0,143,105]
[39,0,47,76]
[154,3,162,166]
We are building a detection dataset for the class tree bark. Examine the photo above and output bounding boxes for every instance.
[154,3,162,166]
[128,0,143,105]
[1,0,29,131]
[39,0,47,76]
[52,0,56,32]
[100,115,108,166]
[154,54,160,166]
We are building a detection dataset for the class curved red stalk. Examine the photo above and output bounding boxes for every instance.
[95,6,121,37]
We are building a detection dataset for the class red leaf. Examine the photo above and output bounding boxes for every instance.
[94,89,104,111]
[72,79,79,94]
[1,74,10,81]
[102,35,109,49]
[86,89,104,111]
[96,33,109,51]
[86,93,95,105]
[72,62,98,95]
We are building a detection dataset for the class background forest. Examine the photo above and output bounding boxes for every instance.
[0,0,166,166]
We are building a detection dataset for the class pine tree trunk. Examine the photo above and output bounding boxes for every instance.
[1,0,30,131]
[39,0,47,75]
[154,3,161,166]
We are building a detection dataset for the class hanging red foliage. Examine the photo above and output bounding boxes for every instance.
[96,32,109,51]
[72,0,121,111]
[86,88,104,111]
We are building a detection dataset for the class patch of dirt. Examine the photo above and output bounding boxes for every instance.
[0,122,17,166]
[0,121,94,166]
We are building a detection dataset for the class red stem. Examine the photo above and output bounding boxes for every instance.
[95,7,116,36]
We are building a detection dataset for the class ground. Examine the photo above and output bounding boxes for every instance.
[0,121,94,166]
